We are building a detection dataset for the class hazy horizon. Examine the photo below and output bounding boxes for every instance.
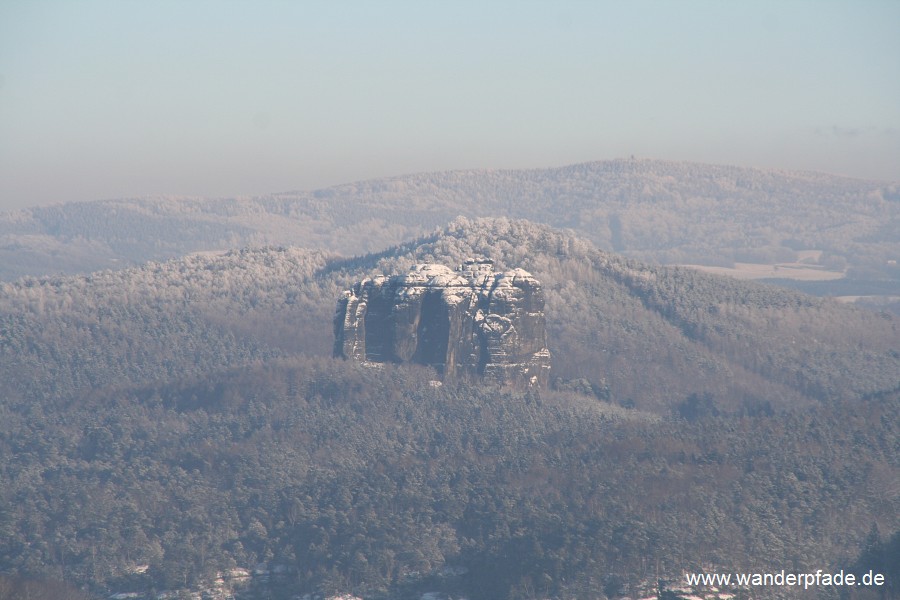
[2,0,898,210]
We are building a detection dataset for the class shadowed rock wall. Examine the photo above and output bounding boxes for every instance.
[334,260,551,389]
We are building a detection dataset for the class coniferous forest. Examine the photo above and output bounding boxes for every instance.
[1,217,898,599]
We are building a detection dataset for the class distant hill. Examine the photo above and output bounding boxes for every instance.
[1,160,897,294]
[1,218,898,599]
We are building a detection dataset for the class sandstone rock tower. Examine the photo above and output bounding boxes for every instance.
[334,260,551,389]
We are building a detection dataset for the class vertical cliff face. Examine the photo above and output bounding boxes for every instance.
[334,260,551,389]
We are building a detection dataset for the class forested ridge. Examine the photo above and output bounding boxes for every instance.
[2,159,897,288]
[1,218,898,598]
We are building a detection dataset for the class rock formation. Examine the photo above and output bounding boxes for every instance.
[334,260,551,389]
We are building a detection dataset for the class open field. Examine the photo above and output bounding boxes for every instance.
[679,260,845,281]
[834,295,900,304]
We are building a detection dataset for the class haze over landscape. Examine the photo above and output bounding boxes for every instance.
[1,2,899,600]
[1,0,898,210]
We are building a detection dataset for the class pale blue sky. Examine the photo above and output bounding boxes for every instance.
[1,0,898,209]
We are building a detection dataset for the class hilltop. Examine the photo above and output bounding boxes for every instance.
[2,217,896,414]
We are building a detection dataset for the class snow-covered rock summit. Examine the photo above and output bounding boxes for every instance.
[334,259,550,389]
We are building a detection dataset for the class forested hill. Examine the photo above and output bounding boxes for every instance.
[2,217,897,415]
[1,159,897,283]
[1,218,898,599]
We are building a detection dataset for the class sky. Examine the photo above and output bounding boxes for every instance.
[0,1,898,210]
